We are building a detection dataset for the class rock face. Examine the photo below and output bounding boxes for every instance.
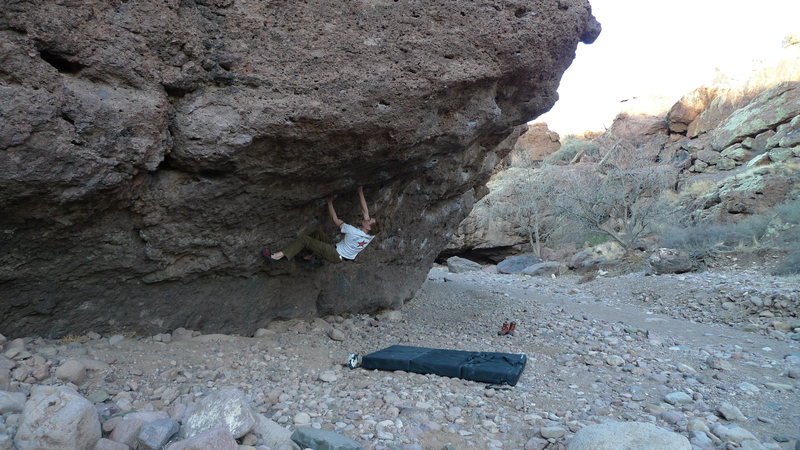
[510,122,561,164]
[0,1,600,337]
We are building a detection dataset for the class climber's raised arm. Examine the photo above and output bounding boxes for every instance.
[327,196,344,228]
[357,186,370,221]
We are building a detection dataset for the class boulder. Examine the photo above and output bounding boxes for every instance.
[14,386,101,450]
[291,427,363,450]
[94,438,129,450]
[567,421,691,450]
[166,428,237,450]
[446,256,482,273]
[109,416,148,447]
[138,418,180,450]
[55,359,87,385]
[0,0,601,338]
[250,413,299,450]
[180,389,255,439]
[667,87,717,133]
[498,254,543,274]
[649,248,693,274]
[0,391,26,414]
[521,262,566,277]
[568,242,625,270]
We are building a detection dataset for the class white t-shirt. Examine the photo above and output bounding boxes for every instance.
[335,223,374,260]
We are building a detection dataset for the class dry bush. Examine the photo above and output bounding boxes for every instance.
[544,137,600,164]
[660,224,735,262]
[482,166,562,256]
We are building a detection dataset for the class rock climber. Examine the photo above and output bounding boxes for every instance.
[262,186,380,265]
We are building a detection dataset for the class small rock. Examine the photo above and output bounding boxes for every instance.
[706,356,732,370]
[540,426,566,439]
[764,382,793,391]
[664,392,693,405]
[328,329,345,341]
[293,412,311,425]
[109,417,147,447]
[108,335,125,346]
[660,410,684,424]
[319,371,337,382]
[138,418,180,450]
[166,427,238,450]
[737,382,760,395]
[0,391,26,414]
[605,355,625,366]
[711,423,758,444]
[87,390,109,404]
[253,328,274,338]
[291,427,361,450]
[94,438,129,450]
[525,437,549,450]
[718,402,747,422]
[55,360,87,385]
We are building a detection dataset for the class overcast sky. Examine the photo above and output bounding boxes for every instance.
[537,0,800,136]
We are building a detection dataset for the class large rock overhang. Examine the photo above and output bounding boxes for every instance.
[0,0,599,337]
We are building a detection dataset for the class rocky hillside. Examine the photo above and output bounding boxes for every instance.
[0,1,600,338]
[449,45,800,260]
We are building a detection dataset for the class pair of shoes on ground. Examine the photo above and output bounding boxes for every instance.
[498,321,517,336]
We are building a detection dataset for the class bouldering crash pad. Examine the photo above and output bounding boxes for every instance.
[360,345,527,386]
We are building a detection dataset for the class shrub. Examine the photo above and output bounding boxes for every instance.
[774,242,800,275]
[544,137,600,164]
[728,213,772,246]
[583,233,612,247]
[659,224,735,261]
[775,196,800,224]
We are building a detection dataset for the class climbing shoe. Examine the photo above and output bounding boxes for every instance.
[261,248,279,264]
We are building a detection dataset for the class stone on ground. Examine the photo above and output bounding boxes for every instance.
[94,438,129,450]
[250,413,299,450]
[54,359,87,384]
[166,427,238,450]
[498,254,542,274]
[521,262,565,277]
[0,391,26,414]
[567,421,691,450]
[291,427,363,450]
[14,386,101,450]
[718,402,747,422]
[446,256,482,273]
[138,418,180,450]
[180,389,255,439]
[649,248,693,274]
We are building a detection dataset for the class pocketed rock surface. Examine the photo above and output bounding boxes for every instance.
[0,264,798,449]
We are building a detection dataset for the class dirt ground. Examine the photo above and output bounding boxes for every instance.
[19,256,797,449]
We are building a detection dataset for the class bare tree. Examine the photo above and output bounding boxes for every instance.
[550,143,677,251]
[483,166,560,257]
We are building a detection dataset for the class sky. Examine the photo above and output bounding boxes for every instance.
[537,0,800,136]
